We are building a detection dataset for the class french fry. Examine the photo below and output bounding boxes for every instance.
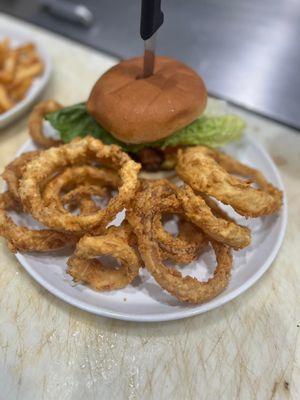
[16,42,35,54]
[0,38,10,68]
[18,51,40,66]
[0,50,18,83]
[0,84,13,111]
[0,39,44,115]
[15,62,44,83]
[17,42,40,66]
[9,77,33,102]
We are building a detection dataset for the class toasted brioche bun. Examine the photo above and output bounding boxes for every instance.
[87,56,207,144]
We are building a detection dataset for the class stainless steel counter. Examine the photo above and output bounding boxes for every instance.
[1,0,299,130]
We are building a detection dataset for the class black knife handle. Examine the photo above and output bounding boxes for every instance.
[140,0,164,40]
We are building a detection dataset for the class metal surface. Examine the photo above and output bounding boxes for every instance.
[1,0,300,129]
[143,34,156,78]
[41,0,93,27]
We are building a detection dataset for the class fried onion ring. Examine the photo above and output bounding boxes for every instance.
[201,194,236,223]
[28,100,63,148]
[153,210,208,264]
[77,197,101,215]
[43,165,119,214]
[137,180,250,250]
[67,224,140,290]
[0,192,75,253]
[61,185,108,215]
[2,151,39,206]
[176,185,250,249]
[201,147,283,211]
[127,183,232,303]
[176,147,282,217]
[19,136,141,233]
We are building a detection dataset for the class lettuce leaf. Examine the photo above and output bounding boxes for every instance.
[45,103,245,153]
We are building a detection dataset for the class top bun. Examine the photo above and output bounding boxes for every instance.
[87,56,207,144]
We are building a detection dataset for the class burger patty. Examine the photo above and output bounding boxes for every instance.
[130,148,164,171]
[131,147,178,171]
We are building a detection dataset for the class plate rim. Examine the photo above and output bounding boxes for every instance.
[14,134,287,322]
[0,27,52,127]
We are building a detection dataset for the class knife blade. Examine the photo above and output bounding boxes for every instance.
[143,33,156,78]
[140,0,164,78]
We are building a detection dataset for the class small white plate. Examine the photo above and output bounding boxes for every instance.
[14,135,287,322]
[0,27,52,129]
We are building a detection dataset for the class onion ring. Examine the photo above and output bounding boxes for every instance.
[0,192,76,253]
[62,185,109,206]
[201,147,283,210]
[136,180,250,250]
[200,194,236,223]
[2,151,39,206]
[127,183,232,304]
[28,100,63,148]
[176,147,281,217]
[43,165,119,214]
[19,136,141,233]
[153,210,208,264]
[0,191,18,211]
[61,185,108,215]
[176,185,251,249]
[77,197,101,215]
[67,224,140,290]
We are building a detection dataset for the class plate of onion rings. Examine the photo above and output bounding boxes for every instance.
[3,132,286,322]
[0,52,287,321]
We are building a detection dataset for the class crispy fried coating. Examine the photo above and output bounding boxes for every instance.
[0,151,74,252]
[153,210,208,264]
[67,224,140,290]
[176,146,282,217]
[19,136,141,233]
[200,194,236,223]
[43,165,120,214]
[176,185,251,250]
[0,193,76,253]
[28,100,63,148]
[201,147,283,211]
[2,151,39,206]
[127,183,232,303]
[61,185,108,215]
[0,133,284,303]
[138,180,250,249]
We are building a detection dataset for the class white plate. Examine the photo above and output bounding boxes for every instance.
[14,135,287,322]
[0,27,52,129]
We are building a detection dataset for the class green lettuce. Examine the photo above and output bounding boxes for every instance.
[45,103,245,153]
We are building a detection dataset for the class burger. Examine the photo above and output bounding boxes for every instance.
[87,56,207,144]
[45,56,244,171]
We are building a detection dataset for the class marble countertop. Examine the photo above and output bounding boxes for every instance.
[0,13,299,400]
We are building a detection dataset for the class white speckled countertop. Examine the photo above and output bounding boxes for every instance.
[0,13,299,400]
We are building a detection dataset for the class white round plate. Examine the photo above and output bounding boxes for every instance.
[0,27,52,129]
[14,135,287,322]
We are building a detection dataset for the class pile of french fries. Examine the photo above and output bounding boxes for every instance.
[0,38,44,115]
